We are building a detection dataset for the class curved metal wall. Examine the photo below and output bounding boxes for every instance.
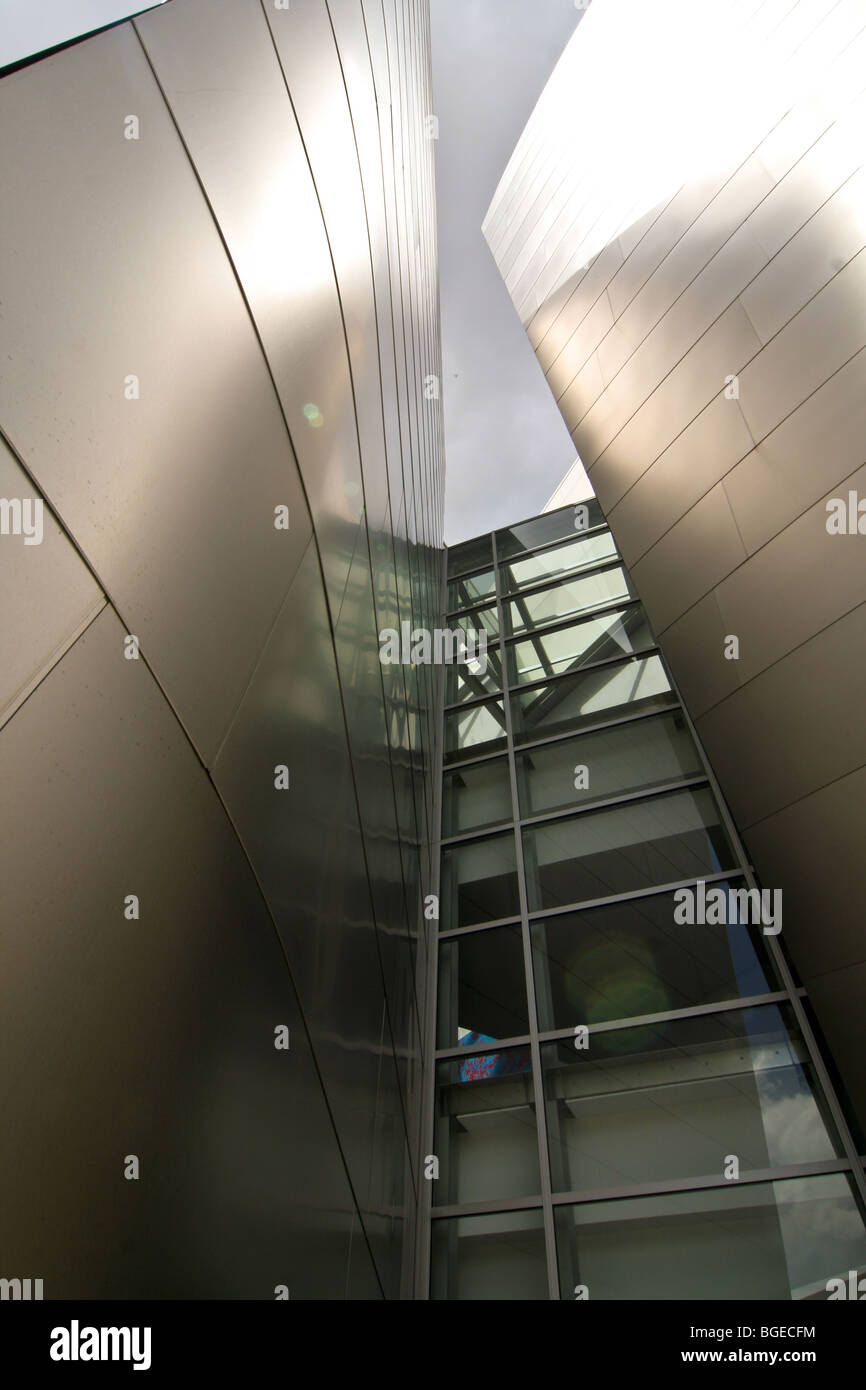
[484,0,866,1131]
[0,0,443,1297]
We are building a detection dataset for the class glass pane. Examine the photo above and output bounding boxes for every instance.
[431,1208,547,1300]
[522,786,736,911]
[530,883,777,1030]
[443,758,512,836]
[447,568,497,610]
[452,603,500,640]
[446,660,502,706]
[554,1173,866,1300]
[444,698,507,763]
[509,605,653,684]
[447,534,493,577]
[517,710,702,818]
[542,1005,842,1198]
[438,924,529,1047]
[496,500,605,559]
[506,565,635,640]
[512,653,675,745]
[503,530,617,593]
[434,1050,538,1206]
[444,607,502,704]
[441,831,519,928]
[511,608,653,683]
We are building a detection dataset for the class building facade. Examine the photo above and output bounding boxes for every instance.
[427,502,866,1300]
[483,0,866,1136]
[3,0,866,1305]
[0,0,443,1298]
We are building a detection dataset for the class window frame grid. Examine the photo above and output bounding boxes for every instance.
[432,514,866,1299]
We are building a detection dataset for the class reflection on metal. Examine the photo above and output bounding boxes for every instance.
[0,0,443,1298]
[485,0,866,1135]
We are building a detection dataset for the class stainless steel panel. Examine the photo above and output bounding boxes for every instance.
[804,961,866,1138]
[333,538,415,1073]
[754,95,836,188]
[564,352,605,423]
[137,0,436,1204]
[262,0,392,543]
[619,221,768,394]
[529,189,624,327]
[608,393,754,566]
[713,461,866,684]
[616,203,664,260]
[135,0,364,626]
[0,605,359,1297]
[0,24,311,765]
[630,484,747,636]
[615,155,774,355]
[723,347,866,555]
[696,603,866,831]
[741,169,866,344]
[330,0,407,531]
[0,436,104,729]
[750,85,866,255]
[596,319,635,387]
[346,1209,384,1299]
[659,591,744,721]
[0,0,440,1302]
[368,1000,413,1299]
[605,163,738,320]
[534,240,624,371]
[484,0,866,1143]
[546,293,614,402]
[212,543,388,1242]
[737,247,866,442]
[745,767,866,981]
[584,303,761,505]
[572,266,761,476]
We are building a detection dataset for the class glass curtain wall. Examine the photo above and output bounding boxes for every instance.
[431,503,866,1301]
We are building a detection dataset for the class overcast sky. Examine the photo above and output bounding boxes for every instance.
[431,0,588,543]
[0,0,166,67]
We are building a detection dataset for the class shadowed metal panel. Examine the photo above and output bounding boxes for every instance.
[0,0,442,1300]
[695,605,866,832]
[746,767,866,983]
[134,1,438,1293]
[607,395,755,566]
[0,606,368,1298]
[484,0,866,1127]
[212,541,395,1288]
[0,436,105,729]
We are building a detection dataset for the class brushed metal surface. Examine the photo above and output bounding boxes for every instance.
[629,484,748,635]
[485,0,866,1129]
[723,347,866,555]
[746,767,866,984]
[0,606,363,1297]
[0,23,311,766]
[607,393,754,567]
[695,603,866,830]
[0,436,104,729]
[0,0,442,1298]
